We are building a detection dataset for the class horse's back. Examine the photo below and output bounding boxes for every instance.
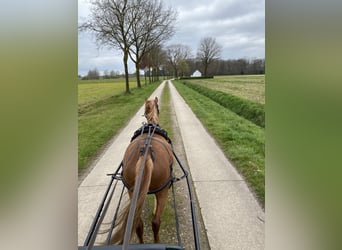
[122,134,173,193]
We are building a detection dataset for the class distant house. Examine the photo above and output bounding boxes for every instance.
[191,70,202,77]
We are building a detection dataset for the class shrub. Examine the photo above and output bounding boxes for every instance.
[178,76,214,80]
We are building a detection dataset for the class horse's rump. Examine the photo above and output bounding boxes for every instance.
[122,134,173,193]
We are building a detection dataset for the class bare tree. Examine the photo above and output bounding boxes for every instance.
[79,0,134,93]
[87,68,100,80]
[140,44,167,84]
[79,0,176,92]
[127,0,176,87]
[165,44,192,77]
[150,45,168,82]
[178,59,190,77]
[197,37,222,76]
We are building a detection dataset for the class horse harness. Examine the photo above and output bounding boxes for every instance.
[83,124,200,250]
[122,123,174,195]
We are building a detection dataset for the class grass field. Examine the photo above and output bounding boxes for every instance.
[78,78,160,172]
[78,82,126,106]
[187,75,265,104]
[179,80,265,127]
[78,78,139,106]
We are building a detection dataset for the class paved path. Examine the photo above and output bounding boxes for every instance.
[78,80,265,249]
[168,81,264,249]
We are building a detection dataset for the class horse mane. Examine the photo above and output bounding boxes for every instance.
[144,97,159,124]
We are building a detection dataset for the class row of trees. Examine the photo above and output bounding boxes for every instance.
[81,56,264,81]
[79,0,264,90]
[186,58,265,76]
[130,38,222,82]
[80,68,122,80]
[139,41,264,78]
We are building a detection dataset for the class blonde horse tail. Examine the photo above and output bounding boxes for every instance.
[109,155,153,245]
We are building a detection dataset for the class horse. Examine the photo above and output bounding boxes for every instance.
[110,96,174,245]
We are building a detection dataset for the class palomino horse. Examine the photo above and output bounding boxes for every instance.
[110,97,173,244]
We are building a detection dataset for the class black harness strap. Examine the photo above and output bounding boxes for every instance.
[147,173,173,194]
[131,123,172,145]
[121,163,174,195]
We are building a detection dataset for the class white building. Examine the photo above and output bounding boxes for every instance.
[191,70,202,77]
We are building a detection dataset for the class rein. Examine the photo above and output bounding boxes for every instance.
[122,125,156,250]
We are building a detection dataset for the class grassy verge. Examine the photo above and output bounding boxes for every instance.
[143,81,178,244]
[157,82,176,241]
[173,81,265,205]
[179,80,265,127]
[78,82,160,171]
[158,82,172,138]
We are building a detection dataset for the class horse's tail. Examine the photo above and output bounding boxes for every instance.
[110,154,153,244]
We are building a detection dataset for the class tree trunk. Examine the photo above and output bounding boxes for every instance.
[148,67,152,84]
[156,67,159,81]
[154,67,157,82]
[123,50,130,94]
[136,63,141,88]
[152,67,154,82]
[203,60,208,76]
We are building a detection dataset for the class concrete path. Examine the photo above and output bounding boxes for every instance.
[78,80,265,249]
[168,81,265,249]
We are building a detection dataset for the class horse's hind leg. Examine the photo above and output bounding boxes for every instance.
[136,216,144,243]
[152,189,168,243]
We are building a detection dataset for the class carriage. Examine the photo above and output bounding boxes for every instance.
[79,98,201,250]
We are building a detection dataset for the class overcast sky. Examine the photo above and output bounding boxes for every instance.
[78,0,265,76]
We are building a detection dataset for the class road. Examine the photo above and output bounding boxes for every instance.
[78,80,265,249]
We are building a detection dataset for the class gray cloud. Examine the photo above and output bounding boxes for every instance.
[78,0,264,75]
[166,0,264,58]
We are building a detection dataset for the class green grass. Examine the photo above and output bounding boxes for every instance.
[78,81,161,171]
[143,82,178,244]
[187,75,265,104]
[179,80,265,127]
[78,77,141,107]
[78,77,138,84]
[158,82,173,138]
[78,82,126,106]
[173,80,265,205]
